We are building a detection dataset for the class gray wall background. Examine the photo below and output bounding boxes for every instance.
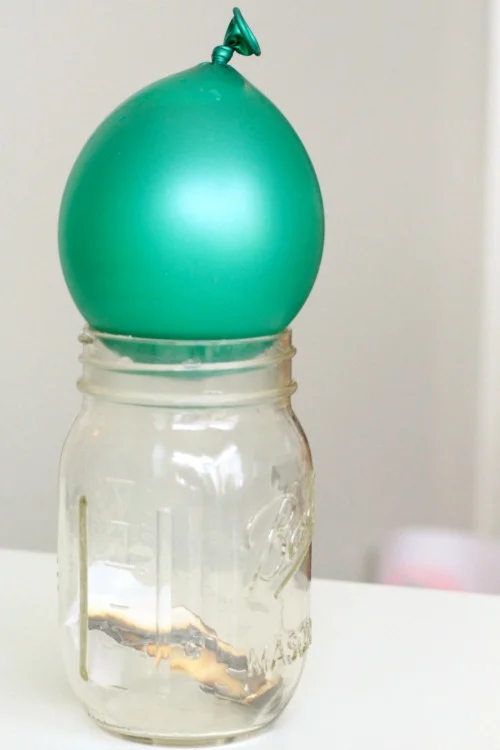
[0,1,487,579]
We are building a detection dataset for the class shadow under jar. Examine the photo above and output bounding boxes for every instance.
[58,328,314,745]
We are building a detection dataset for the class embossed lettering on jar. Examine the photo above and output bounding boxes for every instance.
[58,329,314,745]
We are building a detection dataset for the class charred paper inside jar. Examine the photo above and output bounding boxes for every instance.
[69,562,281,706]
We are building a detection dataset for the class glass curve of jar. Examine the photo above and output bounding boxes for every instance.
[58,328,314,745]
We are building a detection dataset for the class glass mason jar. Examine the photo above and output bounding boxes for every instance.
[58,328,314,745]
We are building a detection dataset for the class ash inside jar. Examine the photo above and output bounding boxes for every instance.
[70,562,281,707]
[88,605,280,705]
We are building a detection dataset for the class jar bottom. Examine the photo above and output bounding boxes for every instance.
[88,709,274,746]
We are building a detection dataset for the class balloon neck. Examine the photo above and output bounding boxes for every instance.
[211,45,235,66]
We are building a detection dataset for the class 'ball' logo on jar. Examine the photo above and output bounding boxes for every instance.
[244,481,314,598]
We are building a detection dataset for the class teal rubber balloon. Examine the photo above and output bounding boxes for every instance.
[59,9,324,340]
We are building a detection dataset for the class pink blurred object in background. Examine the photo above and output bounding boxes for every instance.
[377,527,500,594]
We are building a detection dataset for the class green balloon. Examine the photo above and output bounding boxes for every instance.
[59,13,324,340]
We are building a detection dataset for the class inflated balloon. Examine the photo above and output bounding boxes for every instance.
[59,8,324,340]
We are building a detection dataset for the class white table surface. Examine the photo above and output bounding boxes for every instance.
[1,549,500,749]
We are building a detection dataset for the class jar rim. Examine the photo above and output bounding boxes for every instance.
[80,326,289,349]
[77,326,296,406]
[78,326,295,379]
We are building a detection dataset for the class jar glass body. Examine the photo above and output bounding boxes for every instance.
[58,329,314,745]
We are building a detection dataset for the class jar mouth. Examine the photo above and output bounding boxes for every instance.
[78,327,296,406]
[81,327,287,349]
[79,326,295,375]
